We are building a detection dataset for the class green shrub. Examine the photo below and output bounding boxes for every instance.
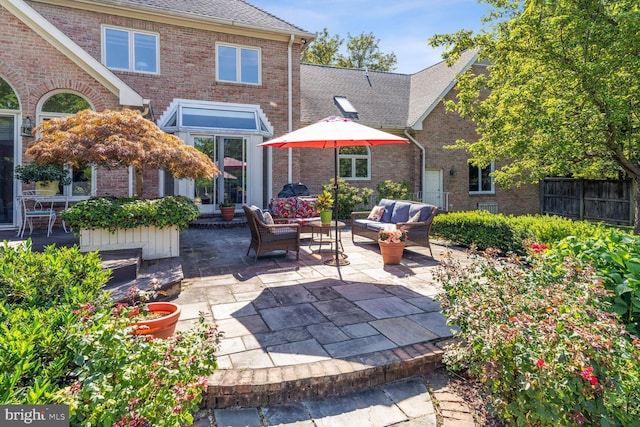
[0,241,223,426]
[60,195,200,231]
[376,179,410,202]
[549,231,640,337]
[432,211,607,255]
[322,178,373,219]
[437,250,640,426]
[431,211,522,253]
[0,241,112,403]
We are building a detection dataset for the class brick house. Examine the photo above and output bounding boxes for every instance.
[295,51,540,215]
[0,0,537,234]
[0,0,313,231]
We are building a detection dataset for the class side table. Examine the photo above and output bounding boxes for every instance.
[308,220,345,253]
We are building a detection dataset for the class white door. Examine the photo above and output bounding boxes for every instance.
[424,169,443,208]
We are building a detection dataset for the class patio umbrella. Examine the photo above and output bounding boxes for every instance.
[258,116,409,267]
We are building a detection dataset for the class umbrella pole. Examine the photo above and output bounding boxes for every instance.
[325,146,349,267]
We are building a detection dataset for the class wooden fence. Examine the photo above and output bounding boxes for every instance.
[541,178,634,225]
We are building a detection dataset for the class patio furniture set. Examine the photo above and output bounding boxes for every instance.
[243,199,438,262]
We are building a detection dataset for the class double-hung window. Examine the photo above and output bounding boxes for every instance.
[469,162,495,194]
[103,26,159,74]
[216,43,260,84]
[339,146,370,179]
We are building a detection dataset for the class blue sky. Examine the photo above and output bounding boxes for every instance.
[247,0,491,74]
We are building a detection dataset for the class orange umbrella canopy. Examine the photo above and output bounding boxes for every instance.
[258,116,409,149]
[259,116,409,267]
[26,109,218,180]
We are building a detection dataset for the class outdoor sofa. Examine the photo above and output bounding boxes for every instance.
[268,196,322,234]
[351,199,438,257]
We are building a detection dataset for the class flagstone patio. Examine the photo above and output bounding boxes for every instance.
[0,222,468,410]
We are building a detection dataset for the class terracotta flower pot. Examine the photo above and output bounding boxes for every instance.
[130,302,181,339]
[378,240,405,264]
[220,206,235,221]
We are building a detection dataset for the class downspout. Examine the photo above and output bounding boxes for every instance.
[287,34,294,183]
[404,129,426,203]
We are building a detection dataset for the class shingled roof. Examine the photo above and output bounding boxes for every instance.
[300,50,479,130]
[87,0,310,35]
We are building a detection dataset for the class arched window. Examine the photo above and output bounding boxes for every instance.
[0,78,19,110]
[38,92,94,198]
[338,146,370,180]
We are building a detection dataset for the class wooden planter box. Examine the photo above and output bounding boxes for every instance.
[79,226,179,260]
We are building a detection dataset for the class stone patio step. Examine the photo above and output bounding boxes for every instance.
[190,214,247,229]
[100,250,183,303]
[100,249,141,287]
[205,342,444,409]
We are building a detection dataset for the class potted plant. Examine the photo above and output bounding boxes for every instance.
[15,163,72,194]
[378,226,408,264]
[219,202,235,221]
[125,284,181,339]
[316,190,334,224]
[60,196,200,259]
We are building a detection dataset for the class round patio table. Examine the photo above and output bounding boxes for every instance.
[308,220,346,254]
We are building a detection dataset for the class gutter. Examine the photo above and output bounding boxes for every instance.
[287,34,294,183]
[404,129,426,203]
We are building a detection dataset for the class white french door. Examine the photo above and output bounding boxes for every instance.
[0,115,16,227]
[192,135,247,214]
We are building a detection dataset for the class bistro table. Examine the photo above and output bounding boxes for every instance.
[308,220,345,254]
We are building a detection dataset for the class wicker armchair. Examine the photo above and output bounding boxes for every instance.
[243,205,301,261]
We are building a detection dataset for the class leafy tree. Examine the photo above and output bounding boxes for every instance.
[302,28,343,66]
[303,28,397,72]
[25,109,218,197]
[429,0,640,233]
[336,32,397,71]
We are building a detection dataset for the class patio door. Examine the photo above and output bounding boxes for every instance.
[193,135,246,214]
[0,115,16,227]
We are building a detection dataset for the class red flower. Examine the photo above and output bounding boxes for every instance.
[580,367,593,379]
[536,358,545,367]
[530,243,549,253]
[580,367,598,386]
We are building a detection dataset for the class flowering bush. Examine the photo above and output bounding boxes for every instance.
[56,309,222,427]
[378,226,407,243]
[436,250,640,426]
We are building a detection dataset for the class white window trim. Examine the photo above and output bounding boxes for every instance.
[37,91,97,200]
[469,162,495,195]
[339,146,371,180]
[215,42,261,85]
[101,25,160,75]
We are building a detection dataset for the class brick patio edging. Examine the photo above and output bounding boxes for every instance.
[205,342,444,408]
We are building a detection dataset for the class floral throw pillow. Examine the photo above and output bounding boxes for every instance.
[270,197,297,218]
[367,206,385,221]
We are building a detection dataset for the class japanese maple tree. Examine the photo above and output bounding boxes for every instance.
[25,109,218,197]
